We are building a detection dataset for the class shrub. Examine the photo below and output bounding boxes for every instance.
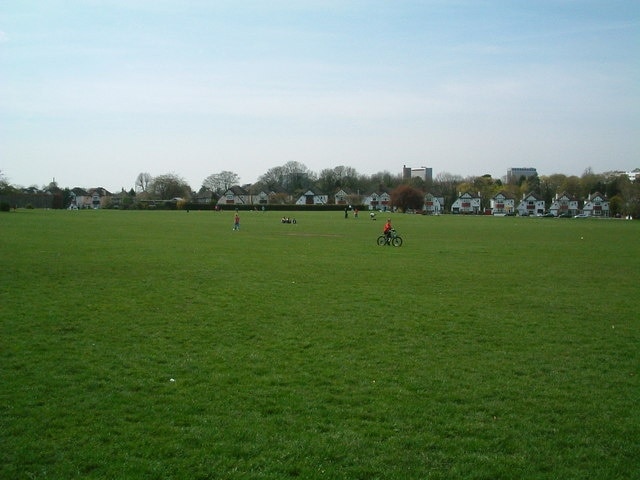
[0,201,10,212]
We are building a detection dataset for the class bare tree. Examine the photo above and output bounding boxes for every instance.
[136,172,152,193]
[202,171,240,194]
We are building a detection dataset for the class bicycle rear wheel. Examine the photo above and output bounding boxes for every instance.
[377,235,387,246]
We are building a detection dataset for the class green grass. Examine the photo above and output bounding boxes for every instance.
[1,210,638,479]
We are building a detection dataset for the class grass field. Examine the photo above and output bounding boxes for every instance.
[1,209,638,479]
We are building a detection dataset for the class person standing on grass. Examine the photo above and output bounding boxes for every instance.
[233,212,240,231]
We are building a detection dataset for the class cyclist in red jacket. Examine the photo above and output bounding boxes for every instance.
[383,218,393,241]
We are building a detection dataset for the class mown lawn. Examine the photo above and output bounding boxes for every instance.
[1,209,638,479]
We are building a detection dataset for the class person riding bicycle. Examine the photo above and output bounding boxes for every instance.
[383,218,393,242]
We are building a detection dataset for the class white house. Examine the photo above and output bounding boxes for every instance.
[549,192,579,217]
[363,192,391,211]
[582,192,609,217]
[334,189,350,205]
[516,192,546,216]
[218,186,249,206]
[295,190,328,205]
[423,193,444,215]
[490,191,515,215]
[70,187,111,209]
[451,192,481,214]
[250,190,270,205]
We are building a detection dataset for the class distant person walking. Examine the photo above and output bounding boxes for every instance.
[233,213,240,231]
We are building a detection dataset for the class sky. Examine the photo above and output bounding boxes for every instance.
[1,1,638,192]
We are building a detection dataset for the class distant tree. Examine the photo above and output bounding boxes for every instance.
[434,172,463,208]
[618,176,640,218]
[281,161,316,193]
[259,165,286,191]
[391,185,424,211]
[604,175,623,198]
[202,171,240,194]
[559,176,581,198]
[317,165,359,193]
[260,161,315,194]
[316,168,338,193]
[135,172,152,193]
[609,194,623,217]
[0,170,12,194]
[472,174,501,209]
[149,173,191,200]
[521,174,541,195]
[121,195,133,209]
[580,167,606,197]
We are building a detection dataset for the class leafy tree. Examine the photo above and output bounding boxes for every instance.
[391,184,424,211]
[202,171,240,194]
[521,173,541,195]
[559,175,581,198]
[0,170,18,195]
[618,176,640,218]
[580,167,606,197]
[609,194,623,217]
[317,165,359,193]
[316,168,338,193]
[260,161,315,194]
[472,174,500,209]
[149,173,191,200]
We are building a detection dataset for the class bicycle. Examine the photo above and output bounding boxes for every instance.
[377,228,403,247]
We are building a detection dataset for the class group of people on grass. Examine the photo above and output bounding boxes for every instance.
[231,210,393,239]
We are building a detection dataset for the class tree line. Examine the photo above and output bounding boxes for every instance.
[1,164,639,217]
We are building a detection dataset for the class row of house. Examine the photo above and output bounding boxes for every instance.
[211,186,396,211]
[454,191,610,217]
[68,185,611,217]
[217,186,610,217]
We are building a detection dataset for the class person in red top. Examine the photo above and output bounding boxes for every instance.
[383,218,393,242]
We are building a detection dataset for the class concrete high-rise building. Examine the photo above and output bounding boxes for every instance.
[507,167,537,184]
[403,165,433,182]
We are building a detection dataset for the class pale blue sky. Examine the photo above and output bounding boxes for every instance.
[1,1,638,191]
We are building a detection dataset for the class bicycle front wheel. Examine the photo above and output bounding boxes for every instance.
[392,236,403,247]
[377,235,387,246]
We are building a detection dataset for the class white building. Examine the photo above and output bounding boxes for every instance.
[516,192,546,216]
[363,192,391,211]
[582,192,609,217]
[549,192,580,217]
[423,193,444,215]
[402,165,433,182]
[451,192,481,214]
[507,167,537,184]
[295,190,328,205]
[490,191,515,215]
